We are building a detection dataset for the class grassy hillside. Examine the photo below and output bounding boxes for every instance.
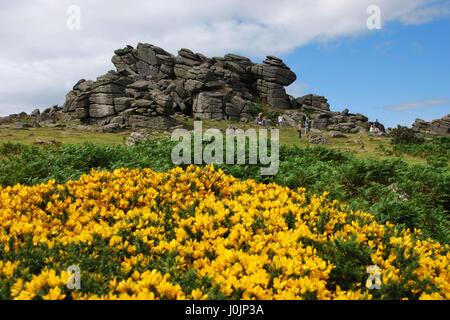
[0,119,448,300]
[1,116,447,166]
[0,138,448,244]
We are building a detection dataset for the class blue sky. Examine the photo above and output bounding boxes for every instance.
[283,18,450,128]
[0,1,449,129]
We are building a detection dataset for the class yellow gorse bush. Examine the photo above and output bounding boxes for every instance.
[0,165,448,300]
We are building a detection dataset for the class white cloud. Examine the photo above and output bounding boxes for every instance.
[382,98,449,111]
[0,0,447,115]
[400,0,450,24]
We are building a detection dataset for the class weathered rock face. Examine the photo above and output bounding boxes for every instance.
[309,135,330,145]
[252,56,296,109]
[329,131,347,138]
[0,43,388,134]
[293,94,330,112]
[412,115,450,136]
[282,110,307,127]
[271,96,381,133]
[61,43,297,130]
[193,92,226,120]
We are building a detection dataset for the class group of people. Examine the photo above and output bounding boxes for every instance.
[257,112,266,126]
[257,112,312,138]
[369,119,381,136]
[257,112,287,127]
[297,119,311,139]
[258,112,381,139]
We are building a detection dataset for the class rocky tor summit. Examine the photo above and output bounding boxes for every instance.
[412,115,450,136]
[58,43,382,133]
[1,43,396,134]
[62,43,298,130]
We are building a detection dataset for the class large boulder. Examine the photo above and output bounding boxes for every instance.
[252,56,296,86]
[114,97,134,112]
[282,110,307,127]
[348,113,369,123]
[412,118,430,131]
[266,82,292,109]
[101,123,121,133]
[89,93,119,105]
[312,118,329,130]
[337,122,356,132]
[309,135,330,145]
[253,56,296,109]
[75,108,89,119]
[0,116,11,124]
[60,43,302,130]
[193,92,225,120]
[12,122,32,130]
[430,115,450,136]
[89,105,116,118]
[294,94,330,111]
[329,131,347,138]
[331,115,345,124]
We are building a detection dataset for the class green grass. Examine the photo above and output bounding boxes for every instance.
[0,138,448,244]
[1,117,447,168]
[278,127,432,165]
[0,127,127,145]
[175,117,434,166]
[1,116,448,245]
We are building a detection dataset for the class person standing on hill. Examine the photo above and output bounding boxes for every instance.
[278,114,284,128]
[257,112,263,125]
[369,124,374,136]
[374,119,380,133]
[298,120,302,138]
[305,120,310,138]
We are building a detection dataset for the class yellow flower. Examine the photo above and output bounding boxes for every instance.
[10,278,23,297]
[0,166,448,300]
[43,287,66,300]
[419,292,444,300]
[191,288,208,300]
[14,290,36,300]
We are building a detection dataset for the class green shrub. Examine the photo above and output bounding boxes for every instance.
[263,111,280,124]
[0,141,448,244]
[390,126,421,145]
[391,135,449,167]
[0,142,25,156]
[249,104,263,117]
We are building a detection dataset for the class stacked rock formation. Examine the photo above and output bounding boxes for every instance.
[281,95,382,133]
[412,115,450,136]
[0,43,388,134]
[61,43,297,131]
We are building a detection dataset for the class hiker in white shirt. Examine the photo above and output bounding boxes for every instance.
[278,115,284,128]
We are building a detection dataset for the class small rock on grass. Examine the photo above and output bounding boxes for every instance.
[329,131,347,138]
[34,139,57,145]
[126,132,149,146]
[309,135,329,145]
